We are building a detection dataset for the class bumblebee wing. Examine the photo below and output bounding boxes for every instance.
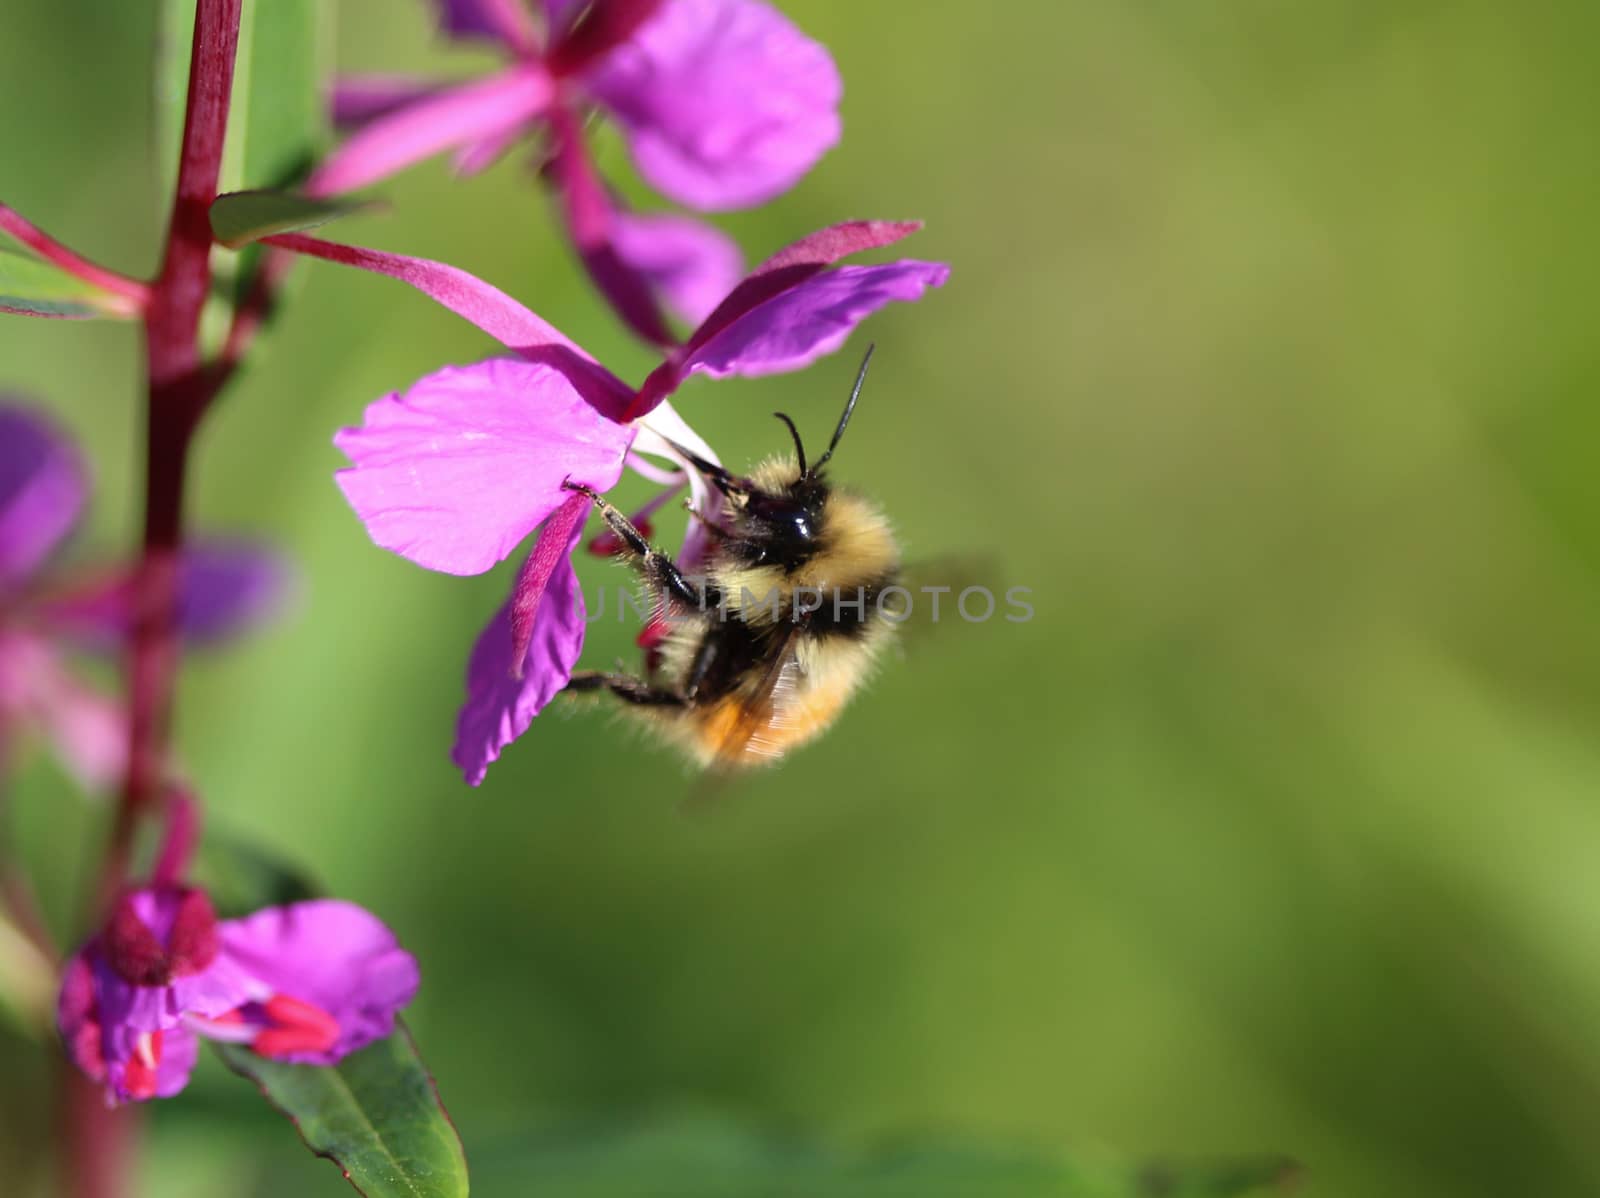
[706,622,805,768]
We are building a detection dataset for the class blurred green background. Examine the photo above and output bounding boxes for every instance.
[4,0,1600,1194]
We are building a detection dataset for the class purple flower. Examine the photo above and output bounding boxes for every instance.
[58,886,419,1104]
[284,222,934,783]
[0,403,284,789]
[324,0,838,209]
[269,220,947,783]
[316,0,841,343]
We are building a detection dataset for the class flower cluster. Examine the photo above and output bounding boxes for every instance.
[0,0,950,1144]
[248,2,952,784]
[300,220,948,782]
[60,883,416,1103]
[319,0,841,341]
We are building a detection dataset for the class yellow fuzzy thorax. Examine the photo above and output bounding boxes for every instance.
[586,455,903,769]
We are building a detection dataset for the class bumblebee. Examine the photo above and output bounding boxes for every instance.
[563,348,900,767]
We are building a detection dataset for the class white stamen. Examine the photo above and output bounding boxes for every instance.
[134,1032,158,1070]
[634,402,730,561]
[181,1012,258,1044]
[624,450,687,486]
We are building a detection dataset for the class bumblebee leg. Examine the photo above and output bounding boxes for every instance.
[684,498,730,540]
[563,481,710,609]
[566,670,686,708]
[682,636,718,702]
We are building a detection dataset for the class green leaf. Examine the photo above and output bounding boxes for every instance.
[157,0,329,352]
[471,1114,1298,1198]
[156,0,328,196]
[227,0,328,194]
[215,1024,469,1198]
[0,914,53,1037]
[0,247,127,318]
[210,190,370,249]
[153,0,195,194]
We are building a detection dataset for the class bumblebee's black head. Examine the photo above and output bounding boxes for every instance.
[736,472,828,569]
[654,347,876,572]
[731,346,874,568]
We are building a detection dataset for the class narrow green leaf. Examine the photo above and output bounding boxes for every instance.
[222,0,330,316]
[471,1114,1298,1198]
[156,0,327,196]
[228,0,327,193]
[153,0,197,195]
[157,0,329,351]
[211,190,370,249]
[0,914,53,1037]
[215,1024,469,1198]
[0,247,126,319]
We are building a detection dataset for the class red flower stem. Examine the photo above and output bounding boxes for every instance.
[107,0,242,889]
[58,1071,138,1198]
[0,203,149,307]
[62,5,241,1196]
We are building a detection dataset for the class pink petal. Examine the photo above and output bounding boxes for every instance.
[687,219,923,354]
[452,121,527,175]
[628,220,928,418]
[679,260,950,380]
[333,357,633,575]
[2,635,126,792]
[611,209,742,328]
[42,542,288,647]
[152,1026,199,1097]
[39,682,130,792]
[331,75,444,130]
[453,512,588,785]
[547,108,677,347]
[309,66,553,197]
[171,542,288,643]
[587,0,841,210]
[431,0,540,53]
[95,1021,198,1102]
[220,900,419,1064]
[264,233,633,418]
[0,403,86,588]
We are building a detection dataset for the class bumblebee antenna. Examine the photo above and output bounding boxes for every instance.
[812,343,874,475]
[772,412,807,476]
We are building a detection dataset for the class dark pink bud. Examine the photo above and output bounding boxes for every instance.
[102,887,219,985]
[166,889,220,977]
[104,896,173,986]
